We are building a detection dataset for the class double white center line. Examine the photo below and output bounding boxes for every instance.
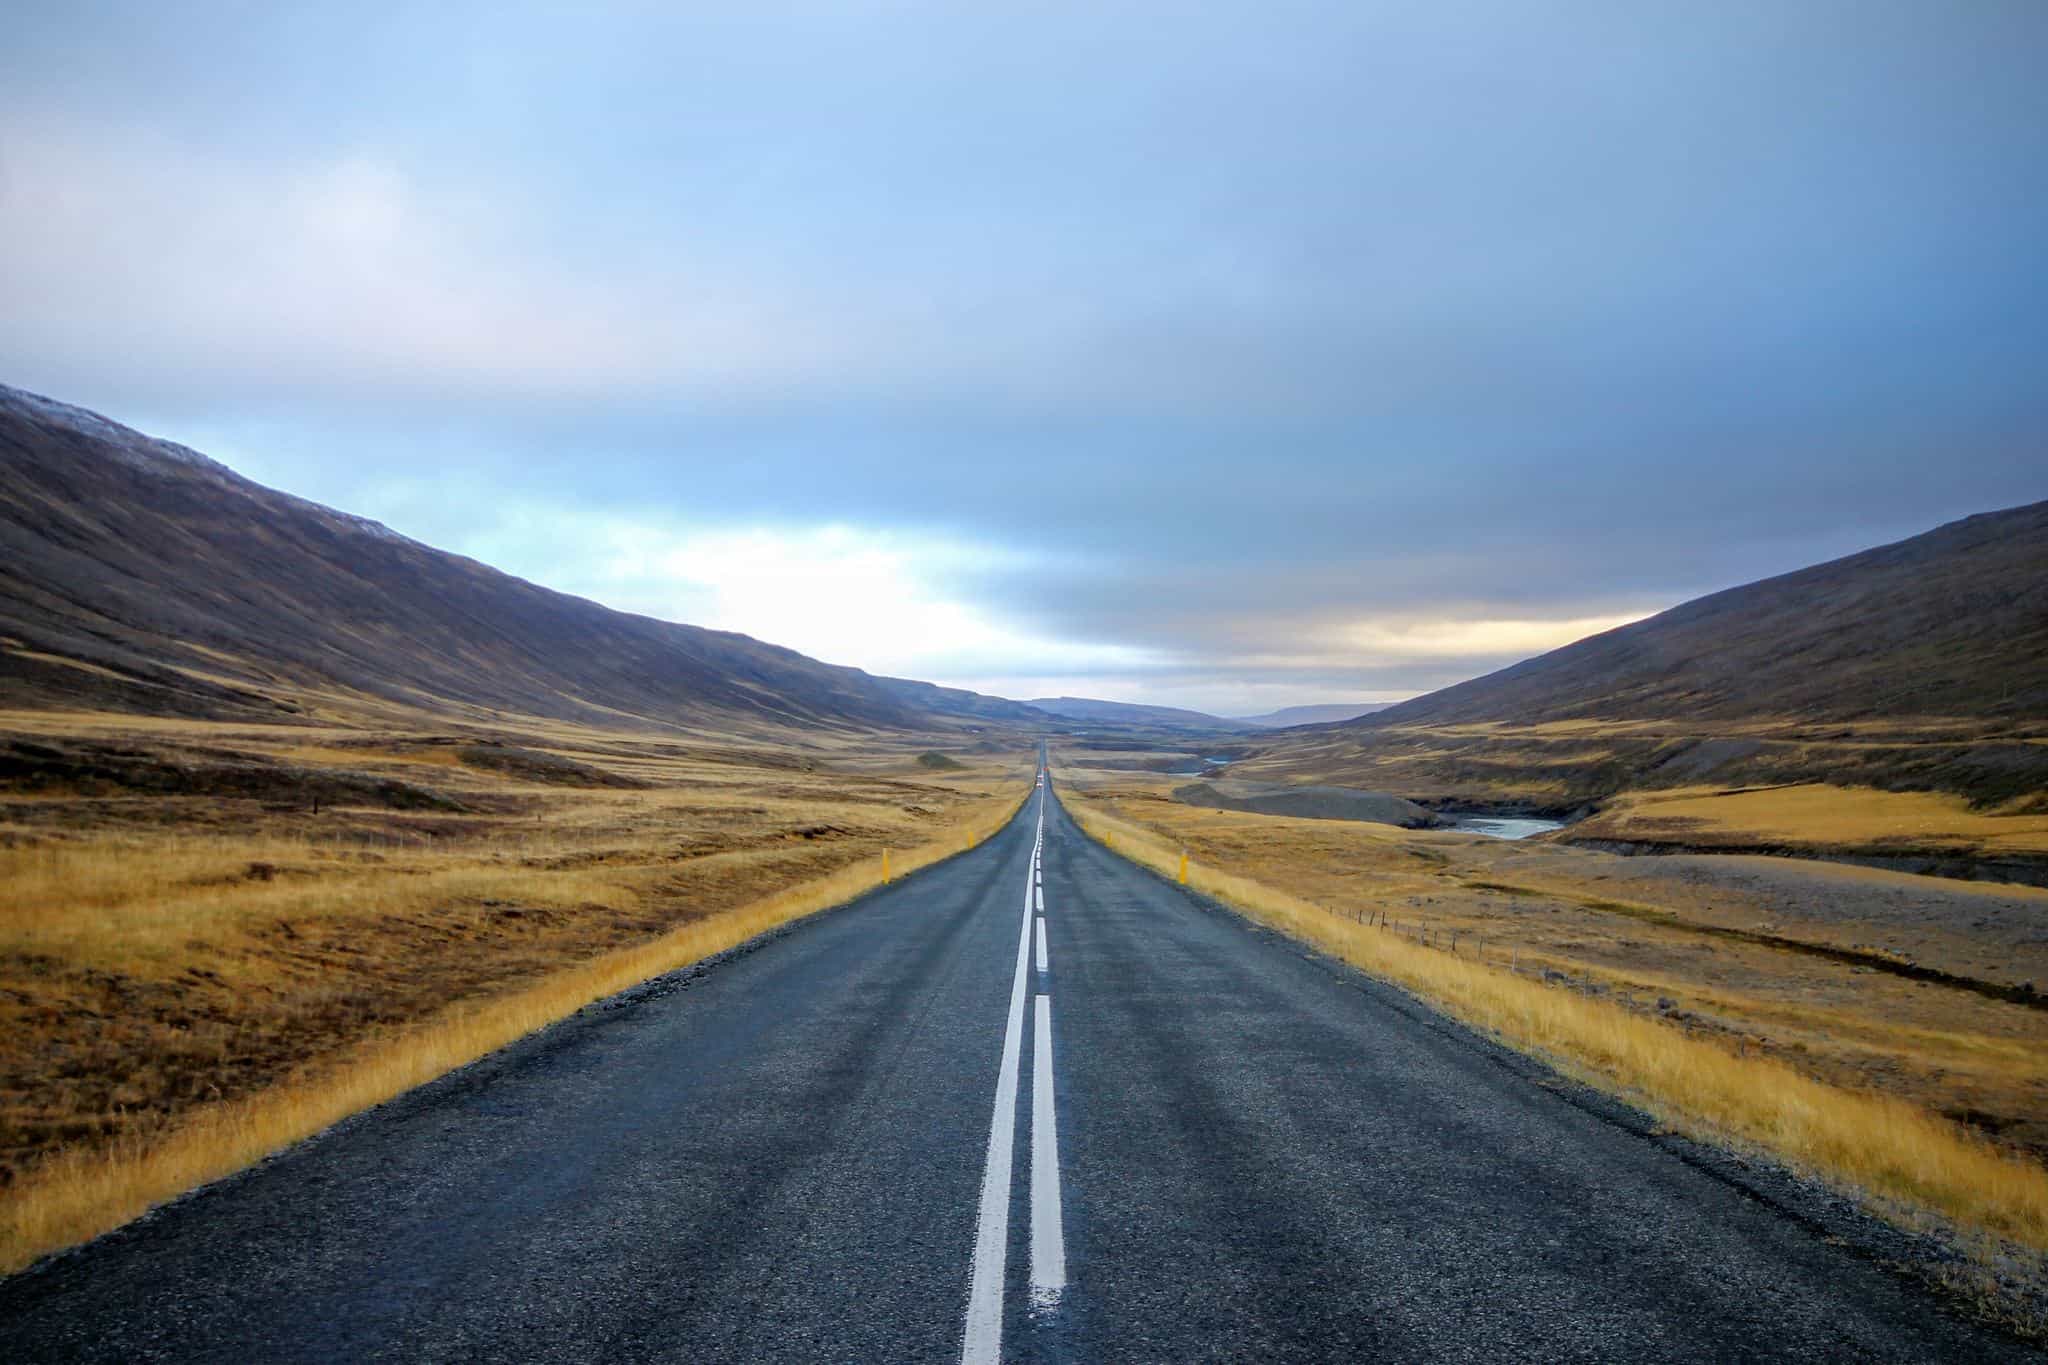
[961,781,1066,1363]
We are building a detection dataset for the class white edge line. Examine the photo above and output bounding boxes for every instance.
[960,802,1042,1364]
[1030,994,1067,1305]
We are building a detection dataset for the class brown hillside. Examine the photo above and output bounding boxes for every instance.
[0,385,1039,735]
[1240,503,2048,813]
[1375,501,2048,727]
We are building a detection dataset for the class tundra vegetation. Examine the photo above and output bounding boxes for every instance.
[0,707,1027,1272]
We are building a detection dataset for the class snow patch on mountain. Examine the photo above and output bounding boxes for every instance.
[0,383,418,548]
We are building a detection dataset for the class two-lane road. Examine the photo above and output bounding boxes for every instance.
[0,767,2024,1360]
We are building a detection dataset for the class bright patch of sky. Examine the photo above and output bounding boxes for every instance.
[561,519,1154,685]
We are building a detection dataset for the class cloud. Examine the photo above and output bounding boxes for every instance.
[448,502,1659,710]
[420,506,1157,684]
[0,119,878,406]
[1330,614,1651,663]
[2,3,2045,712]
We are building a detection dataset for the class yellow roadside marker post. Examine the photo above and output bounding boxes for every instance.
[883,848,891,882]
[1178,849,1189,884]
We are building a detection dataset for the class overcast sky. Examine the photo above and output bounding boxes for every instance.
[4,2,2044,714]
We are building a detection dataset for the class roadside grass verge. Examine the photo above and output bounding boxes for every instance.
[0,787,1026,1275]
[1065,797,2048,1259]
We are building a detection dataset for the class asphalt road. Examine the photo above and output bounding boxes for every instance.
[0,768,2029,1361]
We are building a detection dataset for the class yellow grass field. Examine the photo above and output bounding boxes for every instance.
[1054,762,2048,1271]
[1570,782,2048,855]
[0,711,1031,1272]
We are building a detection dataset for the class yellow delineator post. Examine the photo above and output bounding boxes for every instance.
[1178,848,1189,884]
[882,848,891,882]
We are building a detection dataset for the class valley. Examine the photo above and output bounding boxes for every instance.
[7,8,2043,1352]
[2,382,2043,1346]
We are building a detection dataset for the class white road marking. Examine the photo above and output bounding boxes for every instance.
[1035,884,1044,913]
[1030,994,1067,1307]
[1035,917,1049,973]
[960,792,1047,1364]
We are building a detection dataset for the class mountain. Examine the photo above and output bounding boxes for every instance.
[1238,503,2048,808]
[1024,696,1255,731]
[0,385,1039,736]
[1231,702,1397,728]
[1363,501,2048,727]
[1029,697,1398,734]
[872,676,1052,725]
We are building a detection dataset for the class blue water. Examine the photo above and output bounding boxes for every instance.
[1451,815,1566,840]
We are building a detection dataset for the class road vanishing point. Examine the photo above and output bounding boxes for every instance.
[0,758,2027,1362]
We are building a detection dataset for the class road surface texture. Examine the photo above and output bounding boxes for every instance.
[0,772,2030,1361]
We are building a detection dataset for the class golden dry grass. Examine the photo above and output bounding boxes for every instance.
[1573,782,2048,854]
[0,790,1022,1274]
[0,714,1031,1272]
[1060,784,2048,1258]
[1065,770,2048,1152]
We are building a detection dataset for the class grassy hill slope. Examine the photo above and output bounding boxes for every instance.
[1376,501,2048,727]
[0,385,1034,736]
[1239,503,2048,823]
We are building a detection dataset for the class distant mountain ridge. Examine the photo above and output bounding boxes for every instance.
[0,384,1047,735]
[1231,702,1396,728]
[1023,696,1403,732]
[1024,696,1257,731]
[872,676,1050,725]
